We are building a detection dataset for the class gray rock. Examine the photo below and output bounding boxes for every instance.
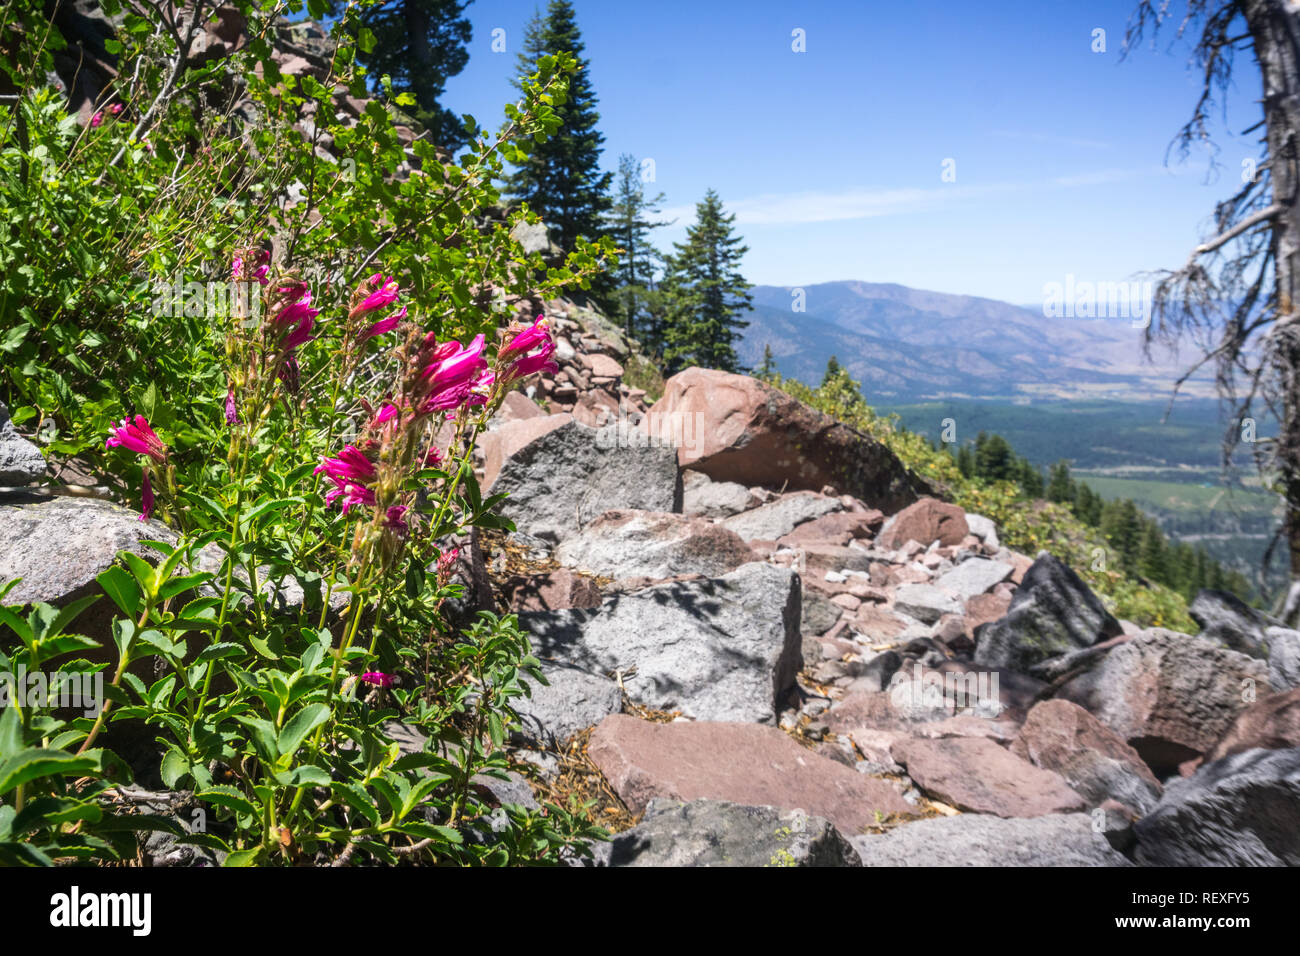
[1267,626,1300,691]
[893,583,962,625]
[721,492,842,543]
[1190,589,1272,658]
[519,562,801,724]
[975,553,1122,673]
[512,664,623,747]
[850,813,1131,867]
[592,799,861,867]
[934,557,1013,600]
[801,589,842,637]
[489,420,681,544]
[681,470,752,519]
[554,510,753,580]
[964,513,999,549]
[1134,747,1300,866]
[1056,628,1270,776]
[0,402,45,485]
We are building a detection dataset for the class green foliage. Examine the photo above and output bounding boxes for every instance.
[755,362,1202,630]
[505,0,612,256]
[660,188,752,374]
[0,0,605,865]
[605,153,668,346]
[357,0,474,151]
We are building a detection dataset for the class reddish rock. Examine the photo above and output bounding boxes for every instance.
[494,389,546,425]
[642,367,927,511]
[572,389,622,428]
[776,511,883,549]
[893,737,1086,817]
[501,569,602,612]
[588,715,914,833]
[1056,628,1271,776]
[480,413,571,488]
[1011,700,1161,809]
[851,605,912,642]
[878,497,970,550]
[1006,552,1034,585]
[581,353,625,379]
[964,591,1012,639]
[1207,687,1300,761]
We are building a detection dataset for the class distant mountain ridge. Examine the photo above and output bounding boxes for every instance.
[740,280,1212,403]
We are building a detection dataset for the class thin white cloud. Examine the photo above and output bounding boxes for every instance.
[991,129,1113,150]
[656,168,1158,227]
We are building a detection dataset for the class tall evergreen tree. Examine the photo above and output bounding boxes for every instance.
[757,344,776,378]
[659,189,752,373]
[1046,460,1076,504]
[506,1,611,252]
[605,152,668,343]
[358,0,473,150]
[974,432,1017,483]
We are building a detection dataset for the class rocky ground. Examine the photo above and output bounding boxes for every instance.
[3,307,1300,867]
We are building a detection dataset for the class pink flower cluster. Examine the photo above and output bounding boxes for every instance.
[232,249,270,286]
[106,415,167,521]
[498,316,558,386]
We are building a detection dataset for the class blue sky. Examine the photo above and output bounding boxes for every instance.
[442,0,1260,304]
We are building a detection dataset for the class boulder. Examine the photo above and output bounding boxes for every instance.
[499,568,602,612]
[892,736,1086,817]
[964,513,999,550]
[518,562,800,724]
[643,367,927,511]
[893,583,962,624]
[877,497,969,550]
[776,510,882,549]
[1207,687,1300,761]
[479,412,570,489]
[555,510,754,580]
[850,813,1130,867]
[801,589,842,637]
[1189,588,1272,658]
[0,402,45,485]
[1056,628,1271,775]
[974,553,1122,673]
[934,557,1013,600]
[964,591,1011,640]
[1134,747,1300,866]
[1011,700,1162,814]
[512,664,623,748]
[720,492,842,543]
[680,470,752,519]
[592,799,860,867]
[587,715,913,833]
[1267,626,1300,690]
[488,419,681,544]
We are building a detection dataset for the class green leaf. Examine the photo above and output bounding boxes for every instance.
[277,703,330,758]
[197,643,245,663]
[160,748,189,788]
[96,565,140,617]
[223,848,260,867]
[0,749,100,795]
[197,785,257,816]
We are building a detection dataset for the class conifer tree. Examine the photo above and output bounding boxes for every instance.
[506,1,611,252]
[1046,460,1076,504]
[605,152,668,343]
[659,189,752,373]
[359,0,474,150]
[757,344,776,378]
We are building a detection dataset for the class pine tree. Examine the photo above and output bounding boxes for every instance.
[956,443,975,479]
[605,152,667,343]
[506,1,611,252]
[1019,458,1045,498]
[659,189,752,373]
[822,355,842,386]
[757,344,776,378]
[359,0,473,150]
[1137,521,1168,582]
[974,432,1017,483]
[1046,460,1076,504]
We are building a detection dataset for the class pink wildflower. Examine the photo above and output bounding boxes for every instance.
[106,415,167,464]
[360,672,395,688]
[499,316,551,359]
[90,111,103,128]
[384,505,409,534]
[361,305,405,343]
[350,274,400,318]
[109,103,122,116]
[315,446,378,515]
[224,387,240,425]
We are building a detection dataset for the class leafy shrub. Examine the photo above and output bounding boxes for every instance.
[1,0,612,864]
